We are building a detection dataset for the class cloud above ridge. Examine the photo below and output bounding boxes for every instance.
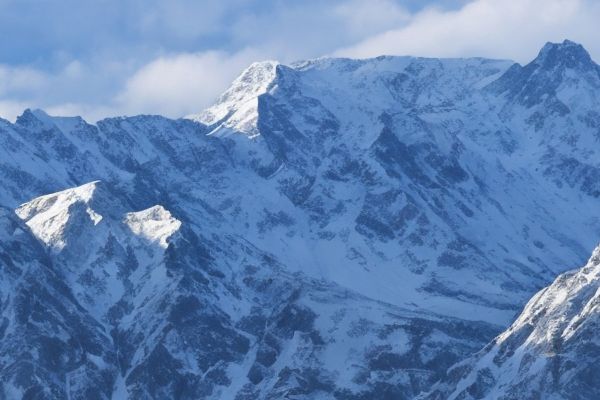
[0,0,599,122]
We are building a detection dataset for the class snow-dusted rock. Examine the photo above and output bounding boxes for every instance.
[124,205,181,248]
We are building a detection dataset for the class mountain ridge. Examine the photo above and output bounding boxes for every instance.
[0,40,599,398]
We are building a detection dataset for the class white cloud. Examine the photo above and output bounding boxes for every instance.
[137,0,244,40]
[0,65,48,96]
[0,60,131,122]
[333,0,410,36]
[0,49,261,122]
[336,0,600,63]
[115,49,260,118]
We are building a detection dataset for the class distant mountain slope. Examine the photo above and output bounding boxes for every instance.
[423,244,600,400]
[192,39,600,323]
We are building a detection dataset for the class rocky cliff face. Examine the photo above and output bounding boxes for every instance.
[0,40,599,398]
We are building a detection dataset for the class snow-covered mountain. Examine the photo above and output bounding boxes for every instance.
[423,244,600,400]
[0,39,599,398]
[2,181,497,399]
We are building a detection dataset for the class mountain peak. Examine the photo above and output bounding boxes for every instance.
[187,60,279,127]
[16,181,101,219]
[486,39,599,106]
[533,39,595,71]
[15,181,106,250]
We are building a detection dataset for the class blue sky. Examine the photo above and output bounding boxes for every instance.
[0,0,598,121]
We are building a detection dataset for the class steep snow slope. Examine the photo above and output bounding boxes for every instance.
[423,244,600,400]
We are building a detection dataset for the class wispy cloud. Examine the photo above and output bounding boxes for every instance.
[115,49,260,117]
[335,0,600,63]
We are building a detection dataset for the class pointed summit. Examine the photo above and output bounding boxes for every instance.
[532,39,595,71]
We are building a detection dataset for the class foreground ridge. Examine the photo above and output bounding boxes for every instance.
[424,244,600,400]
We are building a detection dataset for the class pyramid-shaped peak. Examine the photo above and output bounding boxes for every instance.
[219,59,279,103]
[187,60,280,126]
[533,39,595,70]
